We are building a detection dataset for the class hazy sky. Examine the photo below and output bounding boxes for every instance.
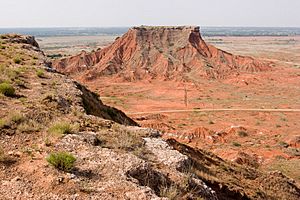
[1,0,299,27]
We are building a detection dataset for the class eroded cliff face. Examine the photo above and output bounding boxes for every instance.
[53,26,271,81]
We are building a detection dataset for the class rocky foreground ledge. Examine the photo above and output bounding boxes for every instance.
[0,34,299,199]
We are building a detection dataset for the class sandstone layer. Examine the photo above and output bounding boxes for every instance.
[53,26,271,81]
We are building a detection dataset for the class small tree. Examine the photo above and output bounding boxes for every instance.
[184,85,188,107]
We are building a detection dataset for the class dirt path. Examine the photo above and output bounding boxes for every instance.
[128,108,300,115]
[265,58,300,66]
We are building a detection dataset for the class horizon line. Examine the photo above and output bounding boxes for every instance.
[1,26,300,29]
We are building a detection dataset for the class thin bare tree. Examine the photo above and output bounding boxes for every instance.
[184,85,188,107]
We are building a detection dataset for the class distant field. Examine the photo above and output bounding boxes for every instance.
[206,36,300,65]
[37,35,300,62]
[1,27,300,37]
[1,27,300,56]
[37,35,118,56]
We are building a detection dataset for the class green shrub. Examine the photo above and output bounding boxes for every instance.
[0,113,25,129]
[46,152,76,171]
[15,79,26,88]
[0,119,6,128]
[279,141,289,148]
[280,116,287,121]
[238,131,248,137]
[0,64,5,72]
[0,35,8,39]
[208,120,214,125]
[0,83,15,97]
[7,69,20,80]
[0,146,4,161]
[10,113,25,124]
[44,137,52,147]
[36,69,45,78]
[232,142,241,147]
[48,122,73,136]
[13,57,22,64]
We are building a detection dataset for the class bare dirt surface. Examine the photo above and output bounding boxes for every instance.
[128,108,300,115]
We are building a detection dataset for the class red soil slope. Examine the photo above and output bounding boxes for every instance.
[53,26,271,81]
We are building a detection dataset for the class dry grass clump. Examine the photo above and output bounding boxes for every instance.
[99,126,144,151]
[48,122,73,136]
[10,112,25,124]
[16,119,41,133]
[116,130,142,150]
[0,145,14,165]
[159,184,180,199]
[0,112,25,128]
[0,111,45,135]
[97,125,151,159]
[267,159,300,183]
[0,64,26,83]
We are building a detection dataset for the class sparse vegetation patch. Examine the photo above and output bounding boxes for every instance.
[13,56,22,64]
[238,130,248,137]
[232,142,241,147]
[36,69,45,78]
[46,152,76,172]
[0,119,5,128]
[278,141,289,148]
[0,82,15,97]
[48,122,73,136]
[159,184,180,199]
[10,112,25,124]
[0,146,4,161]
